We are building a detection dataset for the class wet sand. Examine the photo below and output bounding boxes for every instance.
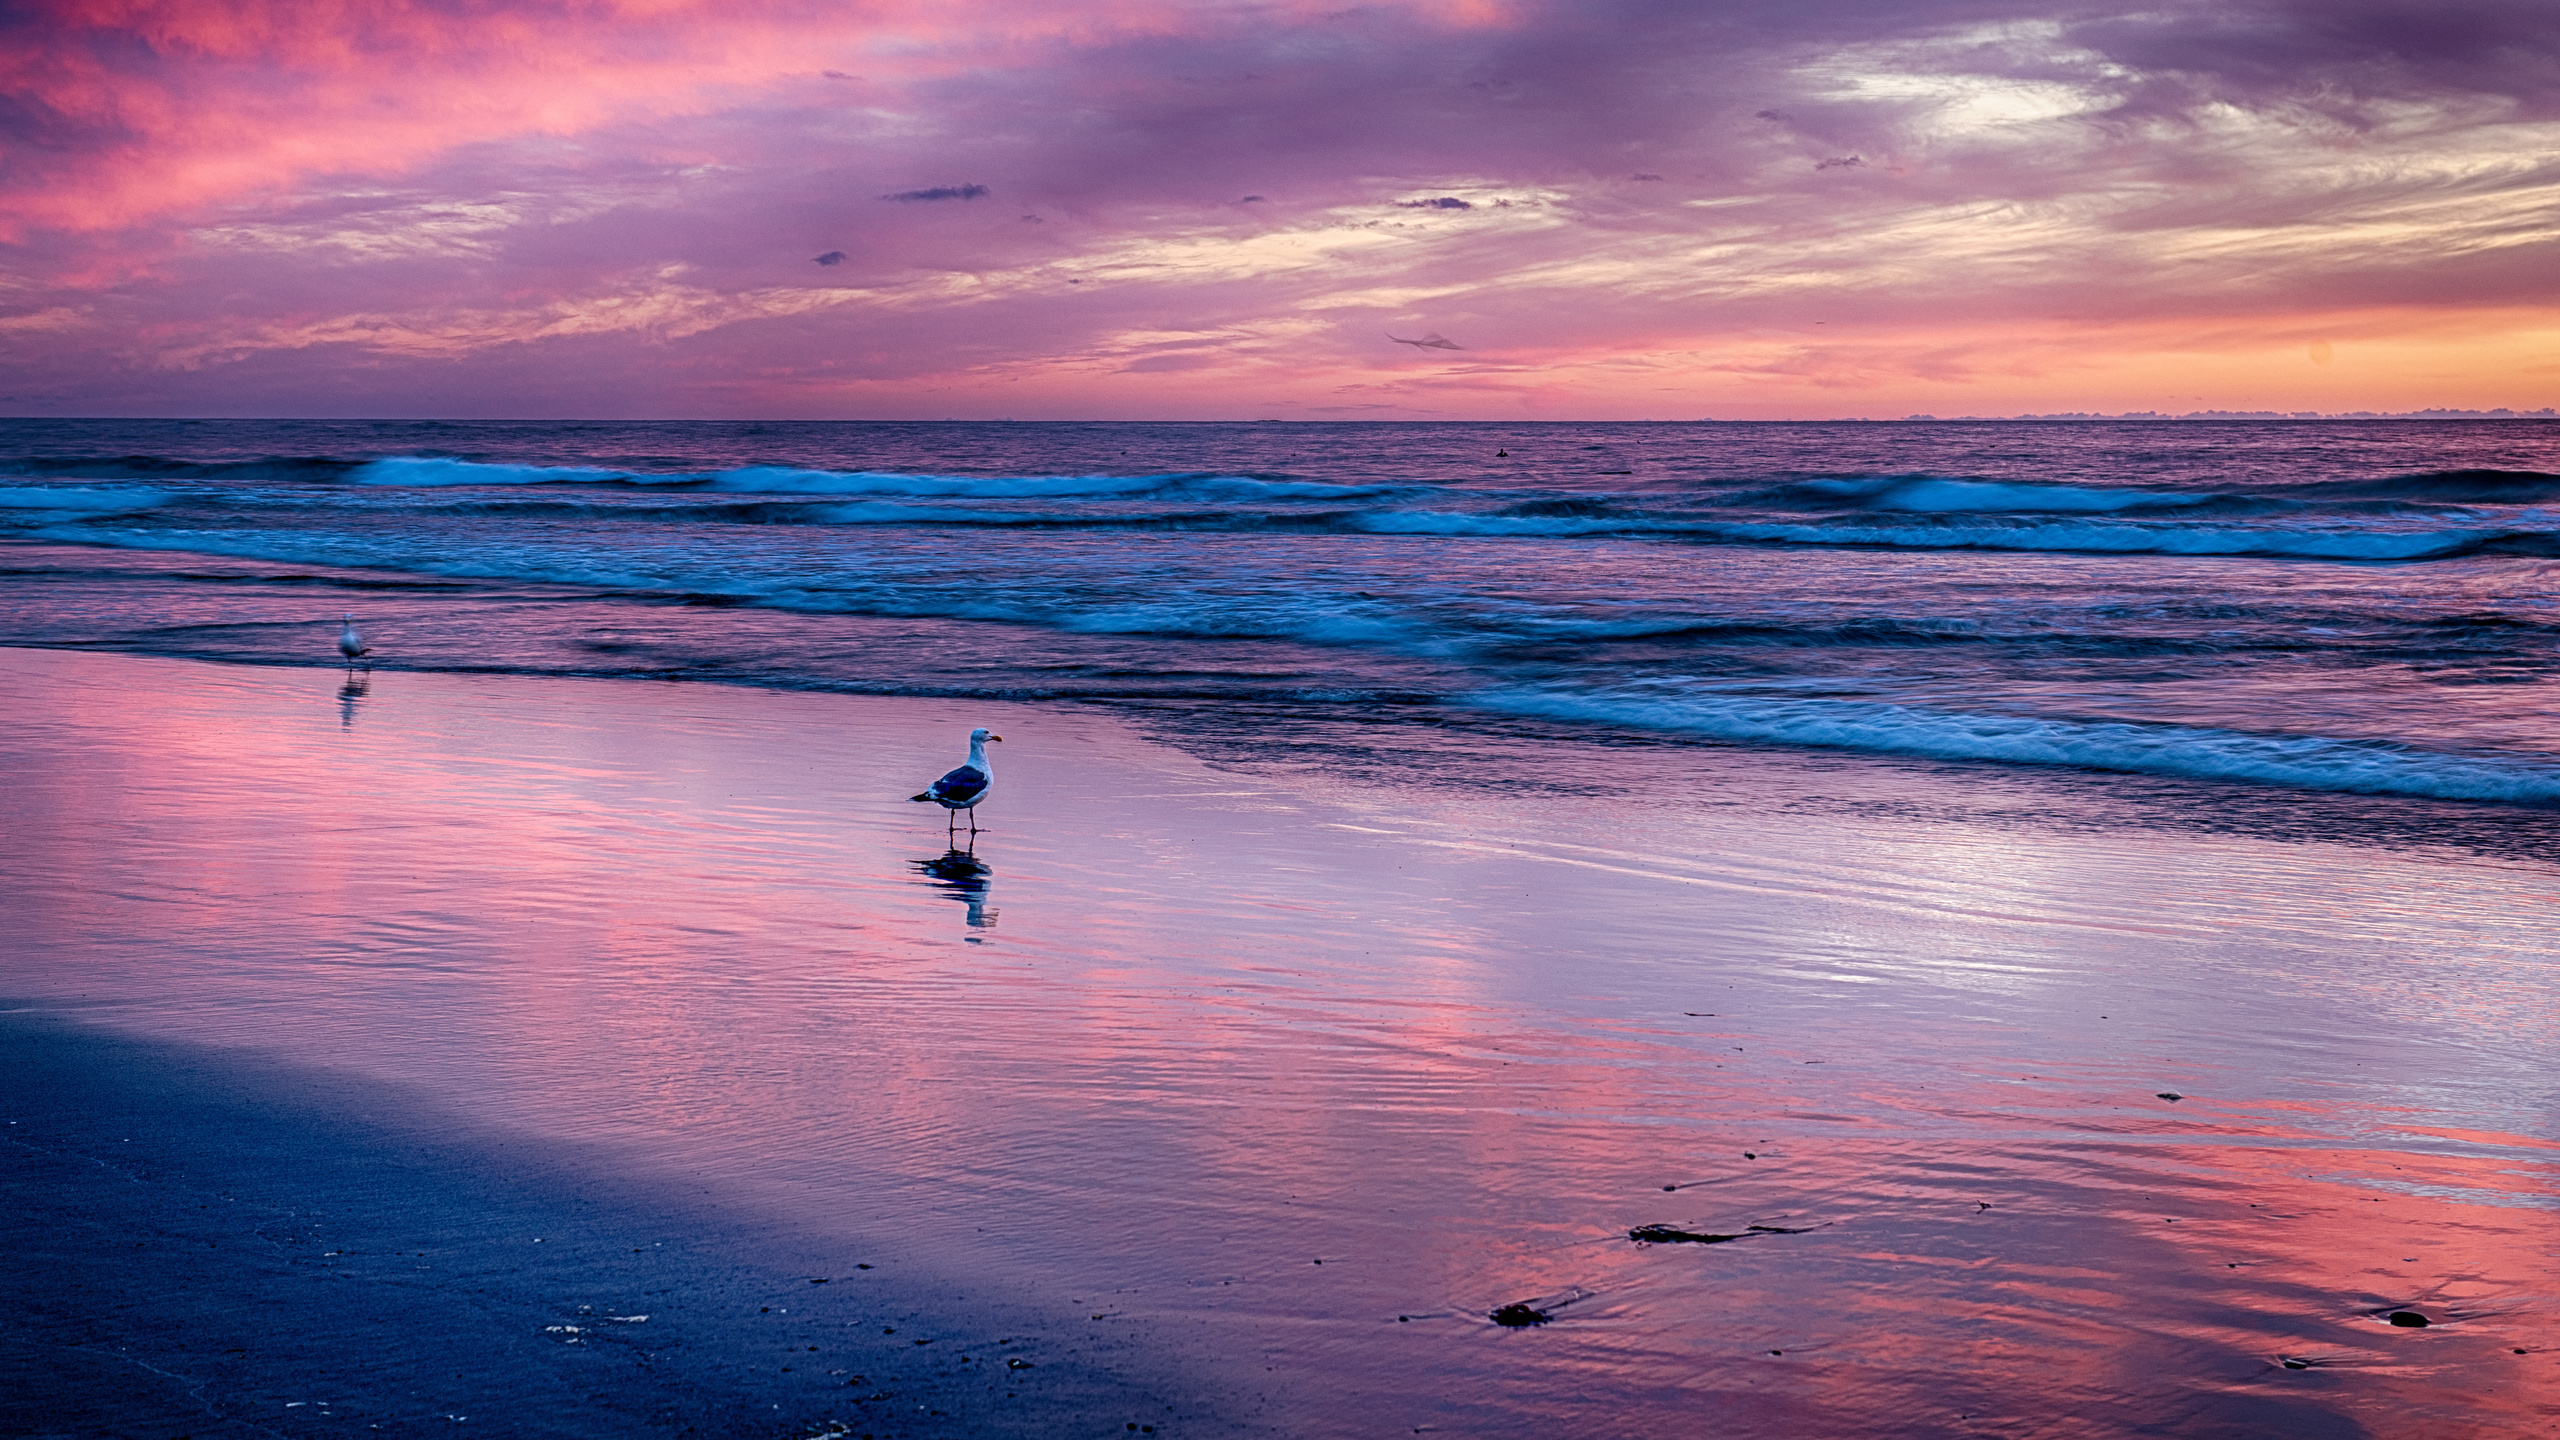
[2,648,2553,1437]
[0,1015,1244,1439]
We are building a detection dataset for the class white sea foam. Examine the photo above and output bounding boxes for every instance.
[1474,684,2560,804]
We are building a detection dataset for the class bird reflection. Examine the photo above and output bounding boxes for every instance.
[337,671,370,729]
[911,848,997,933]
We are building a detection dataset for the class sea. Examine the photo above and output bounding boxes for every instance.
[6,417,2560,827]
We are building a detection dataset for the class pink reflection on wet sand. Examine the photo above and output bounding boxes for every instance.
[1,648,2551,1436]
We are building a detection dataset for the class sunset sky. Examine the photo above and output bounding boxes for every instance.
[5,0,2556,419]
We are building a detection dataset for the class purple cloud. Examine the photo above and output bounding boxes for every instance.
[1,0,2555,417]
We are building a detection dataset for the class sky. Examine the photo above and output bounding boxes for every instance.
[3,0,2557,420]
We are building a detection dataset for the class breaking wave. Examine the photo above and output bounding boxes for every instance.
[0,455,357,483]
[1766,475,2231,514]
[0,486,169,518]
[351,455,1399,502]
[2289,469,2560,504]
[1474,685,2560,805]
[1352,507,2551,559]
[352,457,639,487]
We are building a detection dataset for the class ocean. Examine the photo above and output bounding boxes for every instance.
[6,417,2560,821]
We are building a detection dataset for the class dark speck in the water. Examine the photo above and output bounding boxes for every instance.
[2387,1311,2430,1327]
[1744,1151,1756,1159]
[1490,1302,1552,1326]
[2282,1356,2314,1369]
[2157,1092,2184,1101]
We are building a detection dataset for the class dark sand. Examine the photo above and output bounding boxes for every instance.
[0,1014,1257,1439]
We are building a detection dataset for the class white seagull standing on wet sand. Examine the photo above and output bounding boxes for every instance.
[337,613,370,665]
[911,727,1001,835]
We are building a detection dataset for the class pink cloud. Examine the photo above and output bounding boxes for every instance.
[3,0,2556,416]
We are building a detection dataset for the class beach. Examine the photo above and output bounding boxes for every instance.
[12,0,2560,1421]
[4,645,2551,1436]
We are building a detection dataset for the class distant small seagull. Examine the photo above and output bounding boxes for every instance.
[337,613,370,665]
[911,727,1001,835]
[1388,331,1462,350]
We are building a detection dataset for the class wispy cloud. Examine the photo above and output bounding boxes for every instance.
[3,0,2555,416]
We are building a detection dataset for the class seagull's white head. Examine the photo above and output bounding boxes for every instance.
[971,727,1003,744]
[342,613,355,624]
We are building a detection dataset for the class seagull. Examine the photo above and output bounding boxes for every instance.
[1387,331,1462,350]
[911,727,1001,835]
[337,613,370,666]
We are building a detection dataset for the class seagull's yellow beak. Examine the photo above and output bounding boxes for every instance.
[989,734,1004,742]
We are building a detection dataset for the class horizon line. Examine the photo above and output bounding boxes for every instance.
[3,410,2557,425]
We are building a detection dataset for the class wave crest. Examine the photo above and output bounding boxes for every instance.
[352,455,1398,502]
[0,486,169,517]
[1475,685,2560,805]
[1771,475,2227,514]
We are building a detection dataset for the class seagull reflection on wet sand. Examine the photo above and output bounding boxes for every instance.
[336,670,369,729]
[911,847,996,932]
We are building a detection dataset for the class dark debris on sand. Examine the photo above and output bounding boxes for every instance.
[1628,1222,1818,1245]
